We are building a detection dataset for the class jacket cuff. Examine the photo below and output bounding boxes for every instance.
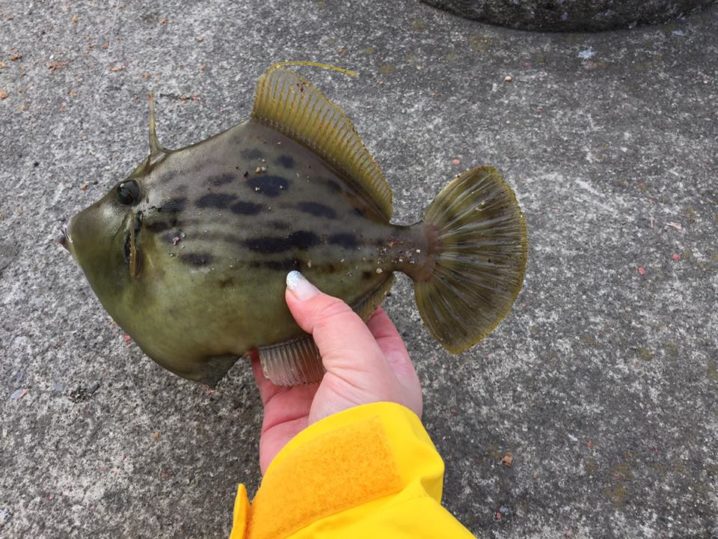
[231,402,443,539]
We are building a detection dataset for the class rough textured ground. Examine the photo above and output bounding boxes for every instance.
[422,0,717,31]
[1,1,716,537]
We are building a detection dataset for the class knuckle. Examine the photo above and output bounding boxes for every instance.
[314,297,354,327]
[314,298,356,331]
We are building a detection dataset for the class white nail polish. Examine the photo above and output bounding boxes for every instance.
[286,270,319,301]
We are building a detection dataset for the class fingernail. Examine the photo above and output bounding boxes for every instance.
[286,270,319,301]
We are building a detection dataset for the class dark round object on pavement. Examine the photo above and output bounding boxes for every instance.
[420,0,716,31]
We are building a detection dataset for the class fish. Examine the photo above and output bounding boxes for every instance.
[61,61,528,387]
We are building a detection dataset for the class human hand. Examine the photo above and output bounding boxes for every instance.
[252,270,423,474]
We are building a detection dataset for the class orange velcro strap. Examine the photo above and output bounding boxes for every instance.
[248,415,403,539]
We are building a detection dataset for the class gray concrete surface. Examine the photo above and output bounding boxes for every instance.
[421,0,717,31]
[1,1,716,537]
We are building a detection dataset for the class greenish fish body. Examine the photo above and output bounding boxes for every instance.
[64,62,528,386]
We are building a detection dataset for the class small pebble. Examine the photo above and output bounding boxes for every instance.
[504,75,513,83]
[9,388,28,401]
[0,507,13,527]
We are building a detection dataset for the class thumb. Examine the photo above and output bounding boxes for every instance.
[284,271,388,376]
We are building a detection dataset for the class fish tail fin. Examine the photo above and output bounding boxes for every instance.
[413,166,527,353]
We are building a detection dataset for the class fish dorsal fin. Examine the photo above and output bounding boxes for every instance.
[251,63,393,221]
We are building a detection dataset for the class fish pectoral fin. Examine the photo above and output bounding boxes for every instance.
[258,336,324,386]
[251,63,393,221]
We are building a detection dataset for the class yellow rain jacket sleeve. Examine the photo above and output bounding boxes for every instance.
[230,402,475,538]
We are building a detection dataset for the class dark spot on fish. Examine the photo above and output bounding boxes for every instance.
[243,171,250,178]
[145,221,172,233]
[325,178,342,193]
[248,176,289,197]
[158,170,177,184]
[180,253,213,267]
[208,173,236,186]
[268,220,291,230]
[362,270,373,280]
[290,230,321,249]
[196,193,238,209]
[352,207,366,217]
[328,233,359,249]
[276,155,295,168]
[218,276,235,288]
[244,237,289,254]
[161,197,187,213]
[241,148,264,160]
[230,200,263,215]
[244,231,320,253]
[297,201,337,219]
[250,259,301,272]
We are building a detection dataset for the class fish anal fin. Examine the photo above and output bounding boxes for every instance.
[258,336,324,386]
[251,63,393,221]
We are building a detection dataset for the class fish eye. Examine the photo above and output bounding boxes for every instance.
[117,180,140,205]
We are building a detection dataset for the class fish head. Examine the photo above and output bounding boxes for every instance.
[64,170,147,303]
[62,153,242,385]
[63,164,173,359]
[64,92,178,316]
